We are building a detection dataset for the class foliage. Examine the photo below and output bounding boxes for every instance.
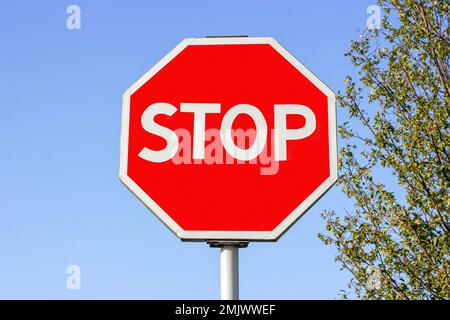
[319,0,449,299]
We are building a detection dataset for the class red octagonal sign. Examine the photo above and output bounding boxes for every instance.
[119,37,337,241]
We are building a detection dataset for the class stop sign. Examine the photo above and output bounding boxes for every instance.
[119,37,337,241]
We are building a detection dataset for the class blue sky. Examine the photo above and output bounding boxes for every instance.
[0,0,379,299]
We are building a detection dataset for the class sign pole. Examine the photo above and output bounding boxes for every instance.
[221,245,239,300]
[208,241,248,300]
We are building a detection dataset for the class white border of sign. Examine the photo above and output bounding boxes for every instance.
[119,37,337,241]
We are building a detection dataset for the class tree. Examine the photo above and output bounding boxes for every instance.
[319,0,449,299]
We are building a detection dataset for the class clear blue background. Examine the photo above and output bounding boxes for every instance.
[0,0,375,299]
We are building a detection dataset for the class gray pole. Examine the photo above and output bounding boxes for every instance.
[208,241,248,300]
[221,245,239,300]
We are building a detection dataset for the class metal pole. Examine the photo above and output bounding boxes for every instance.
[220,245,239,300]
[208,241,247,300]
